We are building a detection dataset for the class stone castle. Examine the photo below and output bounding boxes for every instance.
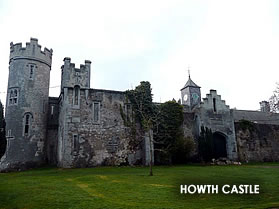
[1,38,279,171]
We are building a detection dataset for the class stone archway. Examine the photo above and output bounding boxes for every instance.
[212,132,227,159]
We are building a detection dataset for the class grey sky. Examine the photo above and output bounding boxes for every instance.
[1,0,279,111]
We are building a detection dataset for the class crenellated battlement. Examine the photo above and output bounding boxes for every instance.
[9,38,53,67]
[201,89,230,110]
[62,57,91,72]
[61,57,91,89]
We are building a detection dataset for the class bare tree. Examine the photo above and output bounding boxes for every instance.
[269,83,279,113]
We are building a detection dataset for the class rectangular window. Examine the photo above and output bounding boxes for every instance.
[73,86,80,107]
[7,129,11,137]
[9,88,19,106]
[213,98,217,112]
[73,134,78,151]
[93,102,100,123]
[51,105,54,115]
[74,88,79,105]
[24,114,30,135]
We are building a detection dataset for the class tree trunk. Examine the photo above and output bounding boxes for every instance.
[149,129,153,176]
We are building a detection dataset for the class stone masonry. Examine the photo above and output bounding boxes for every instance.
[1,38,279,171]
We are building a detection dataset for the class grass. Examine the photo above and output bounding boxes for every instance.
[0,164,279,209]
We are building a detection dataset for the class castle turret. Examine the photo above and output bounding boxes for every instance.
[260,101,270,112]
[57,58,91,167]
[61,57,91,91]
[0,38,52,171]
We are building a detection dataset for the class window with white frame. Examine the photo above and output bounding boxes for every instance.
[9,88,19,105]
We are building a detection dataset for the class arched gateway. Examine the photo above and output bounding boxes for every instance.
[212,132,227,159]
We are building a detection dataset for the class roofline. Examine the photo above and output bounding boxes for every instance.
[181,85,201,91]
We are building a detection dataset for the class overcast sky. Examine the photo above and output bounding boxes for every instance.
[1,0,279,111]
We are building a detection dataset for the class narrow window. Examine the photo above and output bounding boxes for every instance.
[25,114,30,135]
[7,129,11,137]
[50,105,54,119]
[32,45,35,54]
[9,90,13,105]
[213,98,217,112]
[30,65,34,79]
[74,88,78,105]
[93,102,100,122]
[73,134,78,151]
[23,113,32,136]
[73,86,80,106]
[51,105,54,115]
[14,89,17,104]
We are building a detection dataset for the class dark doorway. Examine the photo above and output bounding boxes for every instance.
[47,144,57,165]
[212,132,227,158]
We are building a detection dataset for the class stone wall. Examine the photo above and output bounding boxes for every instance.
[235,122,279,162]
[57,88,143,168]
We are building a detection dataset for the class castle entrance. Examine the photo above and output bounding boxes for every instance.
[212,132,227,159]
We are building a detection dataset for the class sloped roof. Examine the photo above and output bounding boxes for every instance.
[233,109,279,125]
[181,76,200,90]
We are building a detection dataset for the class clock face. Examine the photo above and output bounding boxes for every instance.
[192,93,200,103]
[183,94,188,101]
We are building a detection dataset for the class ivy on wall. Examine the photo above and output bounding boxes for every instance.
[122,81,195,165]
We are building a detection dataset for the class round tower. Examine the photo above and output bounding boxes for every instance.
[0,38,52,171]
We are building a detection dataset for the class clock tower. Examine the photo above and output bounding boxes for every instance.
[181,75,201,109]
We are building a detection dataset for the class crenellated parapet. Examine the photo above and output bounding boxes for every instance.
[9,38,53,67]
[201,89,230,112]
[61,57,91,90]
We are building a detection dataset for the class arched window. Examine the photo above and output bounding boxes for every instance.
[23,113,32,137]
[73,85,80,107]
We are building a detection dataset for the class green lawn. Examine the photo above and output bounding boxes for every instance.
[0,164,279,209]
